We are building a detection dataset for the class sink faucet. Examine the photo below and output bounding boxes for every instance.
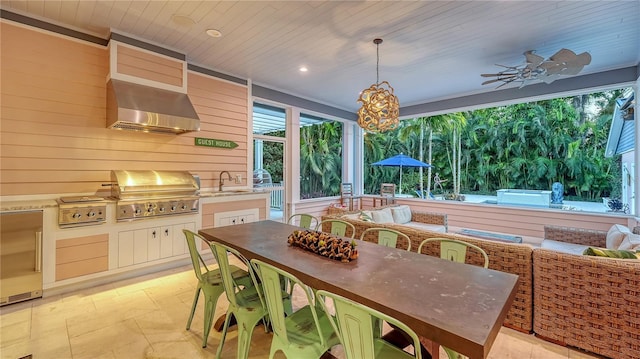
[219,171,233,191]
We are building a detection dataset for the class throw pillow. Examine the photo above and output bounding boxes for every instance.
[583,246,640,259]
[618,233,640,251]
[606,224,631,249]
[359,211,373,222]
[391,205,412,224]
[371,208,394,224]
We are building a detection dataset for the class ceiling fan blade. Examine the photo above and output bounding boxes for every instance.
[524,50,544,67]
[482,78,506,85]
[549,48,576,62]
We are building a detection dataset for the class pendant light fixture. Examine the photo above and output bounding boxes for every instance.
[357,38,400,133]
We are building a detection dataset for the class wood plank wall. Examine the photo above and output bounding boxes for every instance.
[116,44,184,88]
[0,23,248,197]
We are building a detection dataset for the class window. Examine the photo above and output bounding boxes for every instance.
[299,113,343,199]
[363,88,634,214]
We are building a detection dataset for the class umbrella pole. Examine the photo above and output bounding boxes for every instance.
[399,164,402,194]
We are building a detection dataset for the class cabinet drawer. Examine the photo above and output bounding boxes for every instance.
[56,242,108,264]
[56,256,108,281]
[56,234,109,281]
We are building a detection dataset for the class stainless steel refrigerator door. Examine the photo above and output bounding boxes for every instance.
[1,210,44,306]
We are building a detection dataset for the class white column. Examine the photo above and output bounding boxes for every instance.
[354,125,364,195]
[246,79,254,184]
[341,121,364,195]
[286,107,301,215]
[633,77,639,219]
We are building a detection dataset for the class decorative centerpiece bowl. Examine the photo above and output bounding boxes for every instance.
[287,230,358,262]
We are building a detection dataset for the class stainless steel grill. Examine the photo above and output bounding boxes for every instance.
[110,170,199,221]
[57,196,107,228]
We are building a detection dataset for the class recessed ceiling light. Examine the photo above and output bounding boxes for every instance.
[299,66,308,72]
[171,14,195,27]
[206,29,222,38]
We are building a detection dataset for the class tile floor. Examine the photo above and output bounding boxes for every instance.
[1,263,600,359]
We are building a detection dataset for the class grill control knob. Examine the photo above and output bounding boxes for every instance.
[134,208,142,215]
[147,207,154,213]
[181,205,187,210]
[72,213,82,219]
[170,205,177,211]
[158,207,165,212]
[88,212,96,217]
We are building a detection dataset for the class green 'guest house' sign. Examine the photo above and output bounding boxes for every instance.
[195,137,238,149]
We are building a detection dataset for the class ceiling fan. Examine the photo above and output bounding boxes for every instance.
[481,48,592,88]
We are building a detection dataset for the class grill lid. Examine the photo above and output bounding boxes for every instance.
[111,170,199,199]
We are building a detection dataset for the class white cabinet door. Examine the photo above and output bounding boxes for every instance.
[214,209,259,227]
[159,226,173,259]
[172,224,188,256]
[175,222,196,255]
[118,231,134,267]
[118,221,196,268]
[237,213,256,225]
[132,229,148,264]
[147,227,161,261]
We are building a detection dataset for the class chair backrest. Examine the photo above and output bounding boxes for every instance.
[287,213,318,229]
[209,241,263,307]
[316,219,356,238]
[316,290,422,359]
[183,229,209,283]
[360,227,411,251]
[341,183,354,196]
[418,238,489,268]
[380,183,396,197]
[251,259,328,348]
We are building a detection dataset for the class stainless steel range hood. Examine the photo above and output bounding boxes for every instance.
[106,79,200,134]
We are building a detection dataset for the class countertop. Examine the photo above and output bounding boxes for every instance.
[1,190,268,212]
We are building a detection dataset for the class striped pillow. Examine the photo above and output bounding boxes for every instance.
[583,247,640,259]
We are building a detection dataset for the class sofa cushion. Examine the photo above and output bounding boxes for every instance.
[583,246,639,259]
[371,208,394,223]
[402,222,447,233]
[341,213,360,221]
[618,233,640,251]
[606,224,631,249]
[391,205,412,224]
[541,239,589,255]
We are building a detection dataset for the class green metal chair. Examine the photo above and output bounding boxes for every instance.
[251,259,340,359]
[182,229,253,348]
[316,289,422,359]
[315,219,356,238]
[209,240,275,359]
[287,213,318,229]
[418,238,489,268]
[418,238,489,359]
[360,227,412,251]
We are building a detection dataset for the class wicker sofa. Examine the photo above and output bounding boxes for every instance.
[533,225,640,359]
[322,206,534,333]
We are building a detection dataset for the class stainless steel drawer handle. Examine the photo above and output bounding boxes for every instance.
[35,231,43,272]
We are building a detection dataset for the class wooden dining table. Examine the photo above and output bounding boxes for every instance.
[199,220,519,359]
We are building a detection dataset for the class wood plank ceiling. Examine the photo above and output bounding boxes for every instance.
[1,1,639,113]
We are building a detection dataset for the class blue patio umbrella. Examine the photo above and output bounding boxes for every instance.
[371,154,432,193]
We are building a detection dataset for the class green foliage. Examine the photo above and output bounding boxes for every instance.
[300,121,343,198]
[363,90,626,201]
